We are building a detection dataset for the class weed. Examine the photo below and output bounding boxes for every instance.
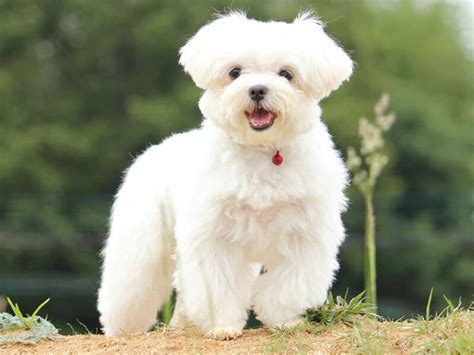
[1,297,58,344]
[75,318,91,334]
[425,287,433,321]
[268,292,375,353]
[416,289,465,335]
[306,291,375,326]
[442,295,463,315]
[5,297,50,330]
[347,93,396,312]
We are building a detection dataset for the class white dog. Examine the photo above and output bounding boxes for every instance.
[98,11,353,340]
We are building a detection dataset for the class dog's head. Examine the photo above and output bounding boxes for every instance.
[179,11,353,147]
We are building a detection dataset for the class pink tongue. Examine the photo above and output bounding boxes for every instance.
[249,109,273,126]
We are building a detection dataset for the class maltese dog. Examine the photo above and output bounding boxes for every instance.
[98,11,353,340]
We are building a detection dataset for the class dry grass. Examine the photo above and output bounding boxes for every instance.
[1,309,472,354]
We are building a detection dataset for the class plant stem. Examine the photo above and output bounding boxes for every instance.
[363,192,377,313]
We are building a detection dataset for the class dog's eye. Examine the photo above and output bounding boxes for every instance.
[229,67,241,79]
[278,70,293,81]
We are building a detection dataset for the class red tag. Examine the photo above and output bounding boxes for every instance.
[272,151,283,165]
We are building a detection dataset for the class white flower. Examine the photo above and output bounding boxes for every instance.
[347,93,395,195]
[347,146,362,171]
[376,112,396,131]
[374,93,390,117]
[359,118,383,155]
[367,153,388,185]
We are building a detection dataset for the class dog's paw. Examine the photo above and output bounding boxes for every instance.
[206,326,242,341]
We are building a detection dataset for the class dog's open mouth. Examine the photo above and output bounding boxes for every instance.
[245,108,276,131]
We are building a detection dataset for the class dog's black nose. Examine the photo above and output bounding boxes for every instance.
[248,85,268,102]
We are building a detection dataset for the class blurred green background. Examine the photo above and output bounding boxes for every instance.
[0,0,472,334]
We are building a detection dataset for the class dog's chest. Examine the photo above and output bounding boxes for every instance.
[217,195,313,261]
[215,168,317,258]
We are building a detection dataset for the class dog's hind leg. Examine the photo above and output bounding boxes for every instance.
[97,148,175,336]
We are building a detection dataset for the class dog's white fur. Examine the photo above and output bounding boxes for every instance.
[98,11,353,340]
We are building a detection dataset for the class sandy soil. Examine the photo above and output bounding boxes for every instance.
[0,326,343,354]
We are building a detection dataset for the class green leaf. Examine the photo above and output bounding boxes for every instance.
[30,298,50,320]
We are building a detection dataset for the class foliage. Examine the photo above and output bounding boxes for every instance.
[347,94,396,311]
[305,291,375,326]
[269,291,374,351]
[269,292,374,353]
[6,297,50,329]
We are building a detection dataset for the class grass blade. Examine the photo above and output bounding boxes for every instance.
[425,288,434,321]
[6,298,27,325]
[30,298,50,320]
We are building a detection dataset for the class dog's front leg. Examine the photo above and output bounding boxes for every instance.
[253,238,340,328]
[174,227,254,340]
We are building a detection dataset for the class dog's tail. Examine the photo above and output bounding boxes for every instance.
[97,146,175,336]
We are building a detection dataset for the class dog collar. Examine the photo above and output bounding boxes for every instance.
[227,132,283,166]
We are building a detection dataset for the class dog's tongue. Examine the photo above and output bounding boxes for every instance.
[249,108,273,127]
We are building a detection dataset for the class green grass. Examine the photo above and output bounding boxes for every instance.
[267,292,374,352]
[5,297,50,330]
[305,291,375,325]
[1,297,58,345]
[266,291,473,354]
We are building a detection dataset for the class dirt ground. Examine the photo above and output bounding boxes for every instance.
[1,310,473,354]
[0,325,352,354]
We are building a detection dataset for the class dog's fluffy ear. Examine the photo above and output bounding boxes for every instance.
[293,12,353,100]
[179,12,247,89]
